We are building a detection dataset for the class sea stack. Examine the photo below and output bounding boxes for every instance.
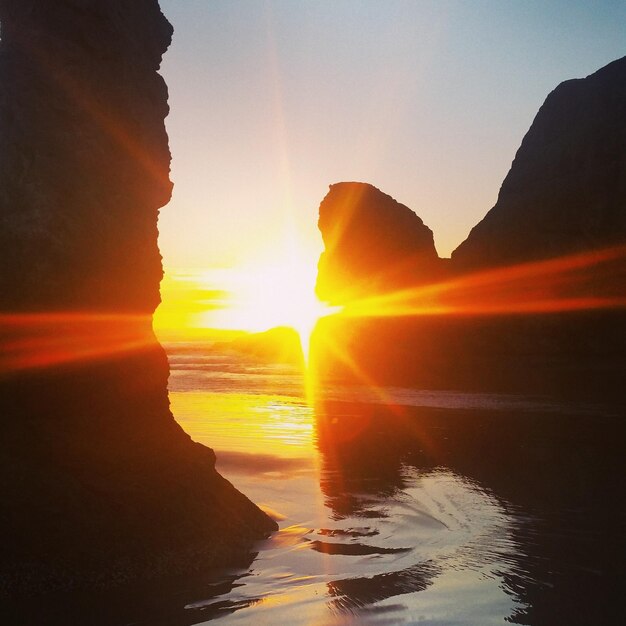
[316,182,442,304]
[313,58,626,394]
[0,0,275,595]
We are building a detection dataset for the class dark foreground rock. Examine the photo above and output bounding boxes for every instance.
[0,0,276,597]
[313,58,626,396]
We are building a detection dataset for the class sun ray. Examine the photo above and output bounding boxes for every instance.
[0,313,154,373]
[336,244,626,320]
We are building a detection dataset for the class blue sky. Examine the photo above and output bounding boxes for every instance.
[157,0,625,269]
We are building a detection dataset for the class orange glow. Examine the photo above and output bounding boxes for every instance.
[204,262,332,361]
[156,237,337,363]
[0,313,153,374]
[336,245,626,320]
[170,391,315,461]
[6,247,623,378]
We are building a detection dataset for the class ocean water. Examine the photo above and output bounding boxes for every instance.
[16,341,622,625]
[161,341,625,626]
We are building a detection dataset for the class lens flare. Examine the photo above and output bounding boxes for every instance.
[0,313,153,374]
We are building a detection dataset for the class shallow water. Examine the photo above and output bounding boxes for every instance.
[163,343,625,626]
[11,342,622,625]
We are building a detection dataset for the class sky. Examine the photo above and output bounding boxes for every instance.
[157,0,625,272]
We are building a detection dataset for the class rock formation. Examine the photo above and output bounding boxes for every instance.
[216,326,305,366]
[0,0,275,596]
[316,182,442,304]
[314,57,626,395]
[453,57,626,270]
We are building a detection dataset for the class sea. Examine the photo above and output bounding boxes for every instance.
[19,338,624,625]
[155,339,624,626]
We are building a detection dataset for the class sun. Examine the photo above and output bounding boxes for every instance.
[154,229,339,362]
[194,244,335,362]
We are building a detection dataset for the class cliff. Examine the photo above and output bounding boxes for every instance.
[0,0,275,596]
[313,58,626,395]
[452,57,626,269]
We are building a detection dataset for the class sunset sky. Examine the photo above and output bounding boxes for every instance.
[152,1,625,337]
[157,0,624,272]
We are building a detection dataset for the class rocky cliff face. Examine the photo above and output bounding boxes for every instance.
[0,0,173,312]
[313,58,626,395]
[452,57,626,269]
[0,0,275,596]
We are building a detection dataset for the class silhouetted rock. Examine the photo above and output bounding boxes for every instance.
[452,57,626,269]
[316,182,442,304]
[0,0,275,597]
[216,326,305,365]
[313,58,626,395]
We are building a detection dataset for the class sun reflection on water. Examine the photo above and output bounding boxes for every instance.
[169,391,316,461]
